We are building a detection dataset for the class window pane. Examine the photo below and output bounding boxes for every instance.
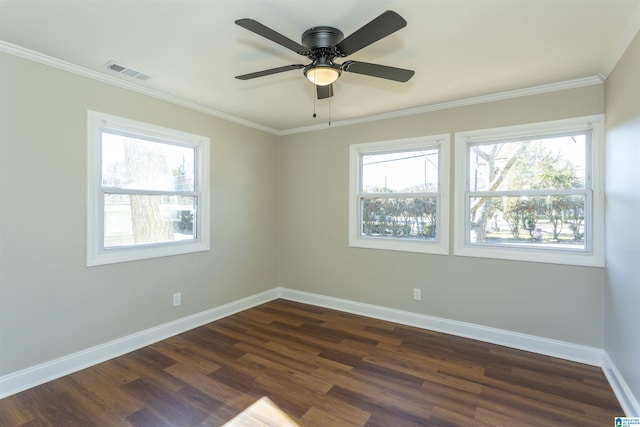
[362,149,438,193]
[361,197,437,240]
[102,132,195,191]
[104,194,196,247]
[469,195,586,249]
[469,135,586,192]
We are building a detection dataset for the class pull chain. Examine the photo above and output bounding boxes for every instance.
[312,84,317,118]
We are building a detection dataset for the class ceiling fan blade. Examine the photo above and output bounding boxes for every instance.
[336,10,407,56]
[316,84,334,99]
[236,64,305,80]
[343,61,414,82]
[236,18,308,55]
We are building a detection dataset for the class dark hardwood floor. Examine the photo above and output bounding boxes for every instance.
[0,299,623,426]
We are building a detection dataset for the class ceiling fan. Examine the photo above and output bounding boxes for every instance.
[235,10,415,99]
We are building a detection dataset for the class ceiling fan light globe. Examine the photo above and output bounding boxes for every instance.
[305,66,340,86]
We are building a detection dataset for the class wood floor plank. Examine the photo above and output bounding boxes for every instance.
[477,385,599,427]
[15,382,101,427]
[149,341,221,376]
[299,406,363,427]
[0,396,34,426]
[233,341,318,376]
[162,362,242,406]
[300,394,371,427]
[122,378,209,426]
[263,340,352,375]
[474,406,540,427]
[430,405,494,427]
[238,352,334,395]
[0,299,624,426]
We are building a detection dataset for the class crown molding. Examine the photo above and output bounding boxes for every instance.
[1,40,604,137]
[279,75,605,135]
[0,40,280,135]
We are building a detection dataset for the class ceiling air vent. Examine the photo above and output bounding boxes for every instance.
[105,61,151,81]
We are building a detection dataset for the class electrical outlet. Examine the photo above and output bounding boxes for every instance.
[172,292,182,306]
[413,288,421,301]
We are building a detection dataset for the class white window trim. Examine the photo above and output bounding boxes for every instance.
[349,135,450,255]
[454,115,605,267]
[87,110,210,266]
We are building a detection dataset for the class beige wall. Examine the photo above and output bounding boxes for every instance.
[279,85,606,347]
[604,31,640,412]
[0,53,280,375]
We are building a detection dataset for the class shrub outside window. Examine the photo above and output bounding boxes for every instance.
[87,111,210,266]
[454,115,604,267]
[349,135,450,255]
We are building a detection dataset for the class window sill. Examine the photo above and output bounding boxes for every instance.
[87,240,210,267]
[349,236,449,255]
[454,244,604,267]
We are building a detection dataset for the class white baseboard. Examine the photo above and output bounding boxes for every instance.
[0,289,279,399]
[603,351,640,416]
[0,287,616,403]
[277,287,604,366]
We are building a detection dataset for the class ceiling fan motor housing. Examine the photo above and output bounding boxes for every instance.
[302,26,344,52]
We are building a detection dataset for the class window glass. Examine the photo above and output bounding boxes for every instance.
[101,131,198,248]
[467,133,589,250]
[102,132,195,192]
[103,194,197,247]
[361,197,438,239]
[362,149,439,193]
[469,135,586,192]
[469,195,586,249]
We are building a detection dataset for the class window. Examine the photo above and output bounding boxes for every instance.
[454,115,604,266]
[349,135,450,254]
[87,111,210,266]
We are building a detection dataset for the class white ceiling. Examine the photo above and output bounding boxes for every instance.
[1,0,639,133]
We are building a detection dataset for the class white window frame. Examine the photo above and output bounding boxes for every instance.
[349,135,450,255]
[454,115,604,267]
[87,110,210,266]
